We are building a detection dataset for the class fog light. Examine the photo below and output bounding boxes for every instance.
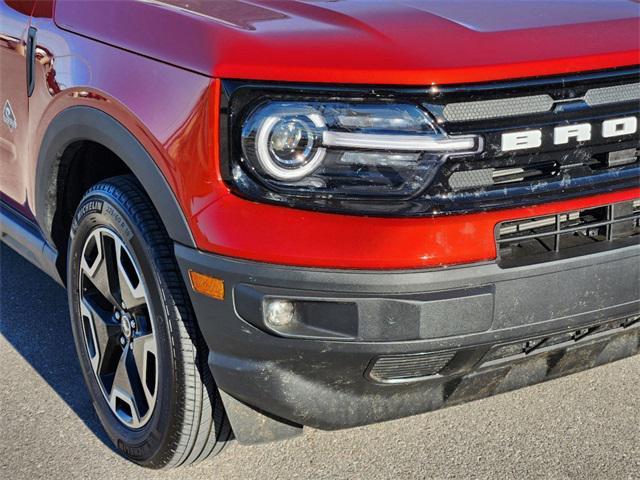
[264,299,296,328]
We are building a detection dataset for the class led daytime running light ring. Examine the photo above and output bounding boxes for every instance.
[255,112,327,181]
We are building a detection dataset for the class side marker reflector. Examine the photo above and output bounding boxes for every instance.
[189,270,224,301]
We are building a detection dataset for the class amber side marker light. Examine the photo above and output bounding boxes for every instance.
[189,270,225,300]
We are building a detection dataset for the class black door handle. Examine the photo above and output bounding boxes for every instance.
[26,26,37,97]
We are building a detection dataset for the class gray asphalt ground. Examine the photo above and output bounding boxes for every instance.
[1,244,639,480]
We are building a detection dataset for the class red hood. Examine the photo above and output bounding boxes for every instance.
[55,0,640,85]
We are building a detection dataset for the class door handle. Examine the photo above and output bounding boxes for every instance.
[26,26,37,97]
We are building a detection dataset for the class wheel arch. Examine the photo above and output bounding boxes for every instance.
[35,106,196,258]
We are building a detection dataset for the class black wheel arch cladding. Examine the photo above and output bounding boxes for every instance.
[35,106,195,252]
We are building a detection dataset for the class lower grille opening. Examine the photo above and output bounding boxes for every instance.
[496,199,640,267]
[367,351,456,383]
[481,315,640,367]
[365,315,639,384]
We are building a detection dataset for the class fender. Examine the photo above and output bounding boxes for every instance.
[35,106,195,250]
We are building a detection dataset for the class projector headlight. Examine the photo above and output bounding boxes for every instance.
[225,86,482,212]
[243,104,327,181]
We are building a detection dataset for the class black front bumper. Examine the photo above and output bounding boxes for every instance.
[175,244,640,431]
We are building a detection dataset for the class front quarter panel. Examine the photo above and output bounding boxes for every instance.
[27,2,228,247]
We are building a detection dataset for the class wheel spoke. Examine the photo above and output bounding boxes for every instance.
[110,346,141,427]
[101,233,124,307]
[131,333,157,406]
[80,297,121,375]
[89,259,121,308]
[116,242,146,310]
[81,230,121,309]
[109,346,148,428]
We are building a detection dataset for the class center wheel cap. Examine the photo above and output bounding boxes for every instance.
[120,314,133,338]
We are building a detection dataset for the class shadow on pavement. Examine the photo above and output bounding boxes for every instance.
[0,244,114,450]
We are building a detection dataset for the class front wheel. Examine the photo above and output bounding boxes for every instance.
[67,175,231,468]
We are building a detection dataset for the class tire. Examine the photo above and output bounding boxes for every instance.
[67,175,232,468]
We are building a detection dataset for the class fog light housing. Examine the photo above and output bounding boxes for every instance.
[264,299,296,328]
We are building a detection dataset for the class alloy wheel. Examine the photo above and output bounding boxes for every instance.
[78,227,158,429]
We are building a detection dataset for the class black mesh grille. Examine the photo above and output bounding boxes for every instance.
[423,67,640,213]
[481,315,640,366]
[368,351,455,382]
[497,199,640,267]
[366,315,640,384]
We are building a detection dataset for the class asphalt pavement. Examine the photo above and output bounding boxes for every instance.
[1,244,639,480]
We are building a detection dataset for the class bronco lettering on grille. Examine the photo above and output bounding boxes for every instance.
[501,116,638,152]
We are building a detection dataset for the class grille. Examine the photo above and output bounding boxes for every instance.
[497,199,640,267]
[367,351,455,383]
[366,315,640,385]
[481,315,640,366]
[442,94,554,122]
[423,67,640,214]
[448,163,557,190]
[584,83,640,107]
[441,82,640,122]
[448,149,638,192]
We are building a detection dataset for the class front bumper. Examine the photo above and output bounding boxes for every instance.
[175,244,640,431]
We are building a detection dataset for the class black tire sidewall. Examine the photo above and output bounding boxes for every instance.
[67,184,184,467]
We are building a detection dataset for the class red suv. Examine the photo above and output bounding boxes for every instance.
[1,0,639,469]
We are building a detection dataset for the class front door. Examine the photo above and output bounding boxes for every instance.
[0,0,35,217]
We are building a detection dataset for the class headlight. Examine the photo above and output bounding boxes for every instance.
[224,84,482,213]
[243,104,327,181]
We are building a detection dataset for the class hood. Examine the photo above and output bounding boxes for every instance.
[55,0,640,85]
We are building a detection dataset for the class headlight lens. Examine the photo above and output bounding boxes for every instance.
[235,98,481,200]
[243,104,326,181]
